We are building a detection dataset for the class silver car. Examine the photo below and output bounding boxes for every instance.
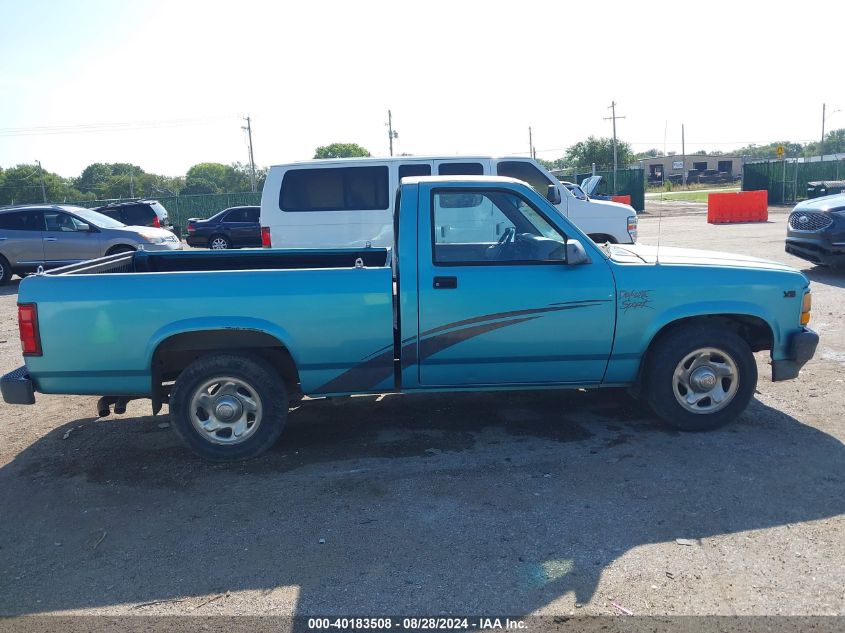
[0,204,181,284]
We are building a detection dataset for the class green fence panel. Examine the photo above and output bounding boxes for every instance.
[743,160,845,205]
[574,169,645,212]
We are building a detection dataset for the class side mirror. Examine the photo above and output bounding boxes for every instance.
[547,184,562,205]
[566,239,591,265]
[76,222,91,232]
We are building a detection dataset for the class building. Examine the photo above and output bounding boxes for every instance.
[635,155,743,185]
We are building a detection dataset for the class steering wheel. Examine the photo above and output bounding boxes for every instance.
[485,227,515,260]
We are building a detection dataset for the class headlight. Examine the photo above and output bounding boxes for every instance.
[140,234,166,244]
[801,291,812,326]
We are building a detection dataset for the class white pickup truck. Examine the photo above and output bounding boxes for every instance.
[260,156,638,248]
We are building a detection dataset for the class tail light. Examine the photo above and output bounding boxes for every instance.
[261,226,272,248]
[18,303,42,356]
[187,221,195,233]
[152,216,161,228]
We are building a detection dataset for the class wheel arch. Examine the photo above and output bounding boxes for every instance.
[631,312,774,396]
[149,323,301,413]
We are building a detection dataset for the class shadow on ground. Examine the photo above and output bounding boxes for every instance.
[0,389,843,615]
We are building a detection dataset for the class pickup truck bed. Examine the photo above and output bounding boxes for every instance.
[20,248,395,397]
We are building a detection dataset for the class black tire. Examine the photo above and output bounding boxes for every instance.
[107,245,136,255]
[208,235,231,250]
[169,353,288,461]
[0,255,11,285]
[645,324,757,431]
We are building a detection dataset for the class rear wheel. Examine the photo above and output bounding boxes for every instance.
[208,235,230,250]
[645,324,756,431]
[169,353,288,461]
[0,255,11,285]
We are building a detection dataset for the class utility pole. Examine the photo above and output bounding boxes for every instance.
[528,126,535,159]
[36,160,47,202]
[129,164,134,198]
[681,124,686,187]
[242,116,257,193]
[821,103,826,160]
[604,101,626,194]
[387,110,398,156]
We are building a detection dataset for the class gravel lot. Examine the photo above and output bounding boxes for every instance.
[0,204,843,618]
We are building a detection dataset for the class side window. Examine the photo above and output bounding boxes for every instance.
[245,208,260,222]
[280,166,389,211]
[496,161,555,197]
[399,164,431,180]
[0,211,44,231]
[124,206,151,226]
[438,162,484,176]
[224,209,247,223]
[432,190,567,265]
[97,208,121,223]
[45,212,82,232]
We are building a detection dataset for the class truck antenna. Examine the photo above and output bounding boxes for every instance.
[655,194,662,266]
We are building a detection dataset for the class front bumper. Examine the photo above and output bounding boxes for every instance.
[785,238,845,267]
[1,366,35,404]
[772,328,819,381]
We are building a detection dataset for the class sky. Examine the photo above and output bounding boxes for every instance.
[0,0,841,178]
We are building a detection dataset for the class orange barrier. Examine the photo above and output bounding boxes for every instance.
[611,195,632,205]
[707,190,768,224]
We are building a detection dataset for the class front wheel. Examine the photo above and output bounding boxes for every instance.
[645,324,757,431]
[169,353,288,461]
[0,255,11,285]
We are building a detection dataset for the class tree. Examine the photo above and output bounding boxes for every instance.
[0,163,87,205]
[634,148,664,160]
[313,143,370,159]
[184,162,251,195]
[564,136,633,170]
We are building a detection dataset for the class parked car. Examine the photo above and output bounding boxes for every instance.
[1,177,817,461]
[561,181,588,200]
[0,204,182,284]
[785,193,845,267]
[185,206,261,249]
[260,156,638,247]
[94,200,173,231]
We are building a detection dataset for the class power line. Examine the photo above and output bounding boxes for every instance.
[0,115,233,138]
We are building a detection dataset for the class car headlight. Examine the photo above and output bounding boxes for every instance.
[140,234,166,244]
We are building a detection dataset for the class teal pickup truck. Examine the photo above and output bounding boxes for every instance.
[2,176,818,461]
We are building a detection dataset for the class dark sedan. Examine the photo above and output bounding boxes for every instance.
[185,206,261,249]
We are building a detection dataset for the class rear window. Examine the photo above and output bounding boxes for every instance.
[438,162,484,176]
[280,166,389,212]
[123,205,153,226]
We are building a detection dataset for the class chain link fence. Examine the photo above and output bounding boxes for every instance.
[743,159,845,205]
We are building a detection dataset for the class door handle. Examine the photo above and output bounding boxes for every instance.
[43,237,58,242]
[433,276,457,289]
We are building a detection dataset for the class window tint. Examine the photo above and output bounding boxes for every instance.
[123,205,152,226]
[496,161,555,197]
[45,212,84,232]
[280,166,389,212]
[399,164,431,179]
[245,208,260,222]
[438,162,484,176]
[0,211,44,231]
[432,190,566,265]
[224,209,249,222]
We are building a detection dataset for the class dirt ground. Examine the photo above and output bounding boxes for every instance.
[0,204,843,618]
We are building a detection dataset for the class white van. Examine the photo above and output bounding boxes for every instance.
[260,156,637,248]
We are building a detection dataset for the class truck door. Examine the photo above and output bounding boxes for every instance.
[416,185,615,386]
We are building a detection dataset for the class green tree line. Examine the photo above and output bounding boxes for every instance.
[0,161,267,206]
